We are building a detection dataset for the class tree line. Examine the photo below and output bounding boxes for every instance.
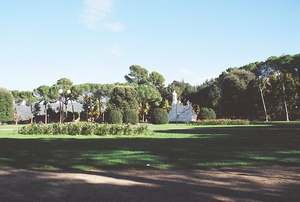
[9,66,168,124]
[188,54,300,121]
[1,53,299,124]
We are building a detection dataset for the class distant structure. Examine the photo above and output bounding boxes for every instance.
[168,91,197,122]
[14,101,83,121]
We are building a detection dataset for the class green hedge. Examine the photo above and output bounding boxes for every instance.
[18,123,150,136]
[151,108,169,124]
[123,109,139,124]
[198,107,216,120]
[106,109,123,124]
[0,88,14,123]
[193,119,250,125]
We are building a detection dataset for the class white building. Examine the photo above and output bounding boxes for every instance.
[168,91,197,122]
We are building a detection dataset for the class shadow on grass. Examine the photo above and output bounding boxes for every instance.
[1,167,300,202]
[0,125,300,171]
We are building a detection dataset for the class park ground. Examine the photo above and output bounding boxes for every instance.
[0,123,300,201]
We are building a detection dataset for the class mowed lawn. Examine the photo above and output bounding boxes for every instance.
[0,123,300,171]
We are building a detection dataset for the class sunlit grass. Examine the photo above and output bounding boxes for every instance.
[0,123,299,171]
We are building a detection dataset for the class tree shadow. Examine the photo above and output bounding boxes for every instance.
[1,125,300,201]
[0,125,300,171]
[0,167,300,202]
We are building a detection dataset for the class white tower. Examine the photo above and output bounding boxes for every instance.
[172,90,178,105]
[169,90,197,122]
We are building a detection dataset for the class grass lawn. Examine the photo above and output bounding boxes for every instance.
[0,123,300,171]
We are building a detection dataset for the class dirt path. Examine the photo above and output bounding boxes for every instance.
[0,166,299,202]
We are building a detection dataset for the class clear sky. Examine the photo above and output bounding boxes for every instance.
[1,0,300,90]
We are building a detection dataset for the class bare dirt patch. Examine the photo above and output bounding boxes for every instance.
[0,166,299,202]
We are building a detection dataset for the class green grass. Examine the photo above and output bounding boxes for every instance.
[0,123,300,171]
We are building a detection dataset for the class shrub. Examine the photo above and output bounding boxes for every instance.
[106,109,123,124]
[151,108,169,124]
[193,119,250,125]
[123,109,139,124]
[51,123,64,134]
[0,88,14,123]
[94,124,109,136]
[66,123,81,136]
[18,122,150,136]
[80,122,96,135]
[198,107,216,120]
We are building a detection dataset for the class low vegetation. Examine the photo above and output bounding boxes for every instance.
[18,123,150,136]
[193,119,250,125]
[0,123,299,170]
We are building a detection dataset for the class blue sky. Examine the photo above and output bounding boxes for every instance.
[1,0,300,90]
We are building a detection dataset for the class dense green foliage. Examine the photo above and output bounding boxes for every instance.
[151,108,169,124]
[193,119,250,125]
[136,84,162,122]
[219,69,256,118]
[123,109,139,124]
[82,94,101,122]
[108,86,139,111]
[0,88,14,123]
[187,54,300,121]
[18,123,149,136]
[198,107,216,120]
[106,109,123,124]
[125,65,149,84]
[8,53,300,123]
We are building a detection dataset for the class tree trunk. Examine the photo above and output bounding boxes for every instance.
[71,100,75,122]
[98,98,102,121]
[64,102,68,122]
[14,108,18,125]
[15,115,18,125]
[59,101,63,124]
[30,105,33,124]
[282,82,290,122]
[259,86,268,122]
[44,104,48,124]
[283,99,290,122]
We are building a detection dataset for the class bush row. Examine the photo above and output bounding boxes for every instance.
[105,109,144,124]
[192,119,250,125]
[18,123,150,136]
